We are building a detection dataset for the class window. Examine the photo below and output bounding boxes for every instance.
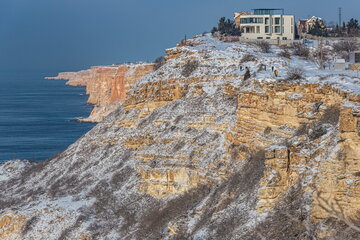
[274,26,281,33]
[274,17,280,25]
[265,18,270,24]
[265,26,270,33]
[245,26,255,33]
[266,37,271,39]
[254,9,272,15]
[240,17,264,24]
[355,53,360,63]
[256,26,260,33]
[257,37,263,39]
[257,18,264,24]
[282,37,287,40]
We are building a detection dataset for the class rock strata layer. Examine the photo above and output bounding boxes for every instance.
[46,63,154,122]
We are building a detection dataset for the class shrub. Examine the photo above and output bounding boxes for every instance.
[22,216,39,236]
[332,41,358,59]
[312,46,332,69]
[211,27,218,35]
[255,41,271,53]
[181,60,199,77]
[285,67,305,80]
[309,123,327,140]
[319,105,340,125]
[292,43,310,58]
[333,41,358,53]
[153,56,165,71]
[240,54,257,63]
[278,49,291,59]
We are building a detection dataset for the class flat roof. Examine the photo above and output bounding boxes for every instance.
[251,8,284,10]
[251,8,285,15]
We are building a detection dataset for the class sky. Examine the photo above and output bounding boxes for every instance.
[0,0,359,72]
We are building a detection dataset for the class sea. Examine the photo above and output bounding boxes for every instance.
[0,70,95,162]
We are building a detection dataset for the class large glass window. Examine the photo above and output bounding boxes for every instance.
[240,17,264,24]
[265,26,270,33]
[265,18,270,24]
[274,17,280,25]
[355,53,360,63]
[274,26,281,33]
[256,26,260,33]
[254,9,272,15]
[245,26,255,33]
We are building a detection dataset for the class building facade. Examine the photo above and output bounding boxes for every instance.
[234,9,295,40]
[349,51,360,70]
[297,19,308,39]
[297,16,326,39]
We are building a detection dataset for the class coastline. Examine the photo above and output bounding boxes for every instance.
[45,63,154,123]
[0,71,94,162]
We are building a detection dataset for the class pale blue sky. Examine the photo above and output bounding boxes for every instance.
[0,0,359,71]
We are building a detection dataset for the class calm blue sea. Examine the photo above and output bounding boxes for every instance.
[0,71,95,162]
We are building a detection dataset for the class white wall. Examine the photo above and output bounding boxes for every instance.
[239,15,295,40]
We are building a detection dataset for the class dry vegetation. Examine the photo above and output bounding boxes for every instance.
[240,54,257,63]
[285,67,305,81]
[153,56,166,71]
[278,49,292,59]
[291,43,310,59]
[181,60,199,77]
[332,40,358,59]
[255,41,271,53]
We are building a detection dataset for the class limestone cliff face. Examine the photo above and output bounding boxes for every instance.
[2,34,360,239]
[46,63,154,122]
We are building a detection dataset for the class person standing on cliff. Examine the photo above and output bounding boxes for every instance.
[274,69,279,77]
[244,66,251,80]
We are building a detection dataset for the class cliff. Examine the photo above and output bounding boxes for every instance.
[46,63,154,122]
[1,34,360,239]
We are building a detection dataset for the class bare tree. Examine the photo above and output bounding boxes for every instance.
[285,67,305,80]
[332,41,358,60]
[312,38,331,69]
[255,41,271,53]
[291,43,310,59]
[153,56,166,70]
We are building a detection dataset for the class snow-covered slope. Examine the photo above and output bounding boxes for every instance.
[1,34,360,240]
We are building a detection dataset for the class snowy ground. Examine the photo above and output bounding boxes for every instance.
[137,34,360,95]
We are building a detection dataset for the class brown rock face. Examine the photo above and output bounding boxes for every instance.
[0,213,25,239]
[46,63,154,122]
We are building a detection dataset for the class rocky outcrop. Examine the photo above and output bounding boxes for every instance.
[2,34,360,239]
[0,213,25,239]
[46,63,154,122]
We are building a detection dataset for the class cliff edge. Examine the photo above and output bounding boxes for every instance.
[46,63,154,122]
[1,34,360,239]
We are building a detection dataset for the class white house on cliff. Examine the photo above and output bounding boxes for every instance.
[234,8,295,40]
